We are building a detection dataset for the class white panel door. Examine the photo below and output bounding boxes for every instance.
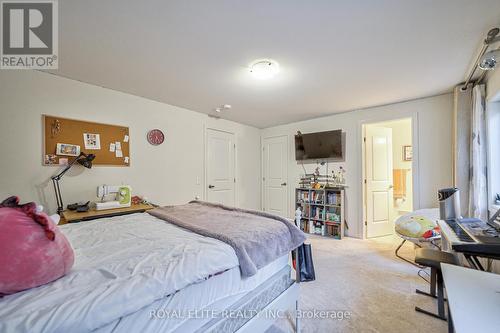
[365,126,394,238]
[263,136,288,217]
[206,129,235,206]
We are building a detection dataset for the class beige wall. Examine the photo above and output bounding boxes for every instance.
[0,70,455,239]
[261,94,454,238]
[0,71,262,213]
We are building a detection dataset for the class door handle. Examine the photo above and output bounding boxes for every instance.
[208,185,215,189]
[281,182,287,186]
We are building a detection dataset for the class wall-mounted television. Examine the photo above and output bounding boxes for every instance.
[295,129,344,161]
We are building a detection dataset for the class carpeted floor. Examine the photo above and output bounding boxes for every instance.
[267,234,447,333]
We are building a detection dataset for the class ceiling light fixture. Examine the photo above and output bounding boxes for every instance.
[250,59,280,80]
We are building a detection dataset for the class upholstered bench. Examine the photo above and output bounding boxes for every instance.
[414,248,459,321]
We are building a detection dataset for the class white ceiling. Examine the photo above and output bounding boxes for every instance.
[50,0,500,128]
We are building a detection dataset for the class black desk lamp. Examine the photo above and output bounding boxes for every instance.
[51,152,95,215]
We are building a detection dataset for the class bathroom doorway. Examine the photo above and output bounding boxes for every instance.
[363,118,413,238]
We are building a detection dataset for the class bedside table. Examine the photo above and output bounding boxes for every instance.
[60,203,155,224]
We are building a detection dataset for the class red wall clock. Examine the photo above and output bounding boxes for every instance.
[147,129,164,145]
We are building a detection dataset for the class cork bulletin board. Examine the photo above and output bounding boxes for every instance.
[43,115,130,166]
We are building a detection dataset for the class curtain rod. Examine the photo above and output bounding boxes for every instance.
[460,28,500,91]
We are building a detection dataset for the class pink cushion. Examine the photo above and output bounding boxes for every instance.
[0,196,74,296]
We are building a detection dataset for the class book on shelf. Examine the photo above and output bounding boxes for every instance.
[297,191,310,202]
[326,192,340,205]
[325,212,340,222]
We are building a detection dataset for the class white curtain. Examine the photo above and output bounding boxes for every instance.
[468,84,488,220]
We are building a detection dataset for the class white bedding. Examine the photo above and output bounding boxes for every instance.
[0,213,239,333]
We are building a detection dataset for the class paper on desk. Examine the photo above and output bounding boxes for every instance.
[116,150,123,158]
[109,143,116,152]
[124,135,129,143]
[115,142,122,150]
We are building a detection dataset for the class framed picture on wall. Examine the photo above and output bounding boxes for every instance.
[403,145,412,161]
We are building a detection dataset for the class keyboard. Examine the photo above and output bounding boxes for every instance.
[444,219,474,243]
[439,218,500,260]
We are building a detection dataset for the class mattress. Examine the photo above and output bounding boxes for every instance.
[95,254,290,333]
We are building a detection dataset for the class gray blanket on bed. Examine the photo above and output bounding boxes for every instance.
[148,201,306,277]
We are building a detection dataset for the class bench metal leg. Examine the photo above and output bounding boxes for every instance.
[395,239,424,268]
[437,270,445,318]
[415,306,446,321]
[415,268,447,321]
[416,267,436,297]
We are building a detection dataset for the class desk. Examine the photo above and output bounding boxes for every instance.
[441,263,500,333]
[60,203,155,224]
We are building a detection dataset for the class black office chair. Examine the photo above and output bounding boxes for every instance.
[414,248,459,321]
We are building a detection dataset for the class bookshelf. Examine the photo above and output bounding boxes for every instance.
[295,187,345,239]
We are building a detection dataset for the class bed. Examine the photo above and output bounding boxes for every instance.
[0,204,303,333]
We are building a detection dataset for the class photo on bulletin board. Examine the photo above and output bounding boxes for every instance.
[56,143,81,156]
[83,133,101,150]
